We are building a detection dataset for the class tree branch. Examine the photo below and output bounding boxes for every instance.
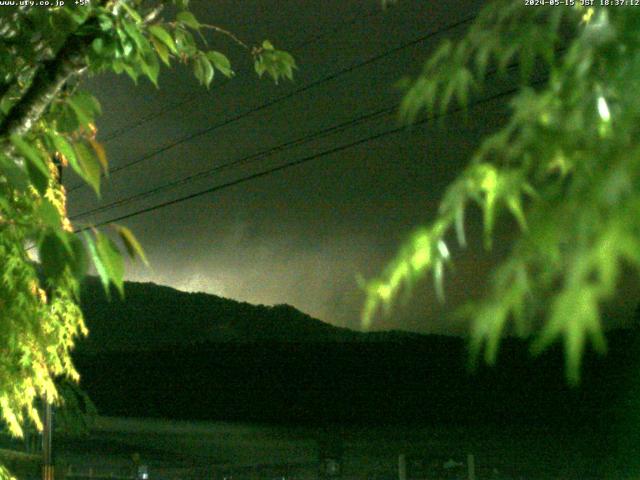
[199,23,250,51]
[0,31,92,139]
[143,4,164,24]
[0,2,164,141]
[166,20,251,51]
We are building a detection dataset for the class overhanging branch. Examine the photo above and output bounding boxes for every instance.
[0,2,164,140]
[0,31,92,139]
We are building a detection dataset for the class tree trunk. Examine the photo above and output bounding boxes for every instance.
[0,31,92,139]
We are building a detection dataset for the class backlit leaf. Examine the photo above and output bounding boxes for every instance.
[73,142,101,196]
[120,1,142,22]
[67,92,101,128]
[206,51,233,77]
[150,37,171,66]
[84,232,110,295]
[47,130,78,172]
[194,55,214,88]
[115,224,149,265]
[95,230,124,298]
[177,11,200,29]
[0,153,29,191]
[36,199,61,229]
[39,231,72,280]
[10,135,50,194]
[148,25,178,54]
[88,138,108,174]
[140,47,161,87]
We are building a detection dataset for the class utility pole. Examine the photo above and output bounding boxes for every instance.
[467,454,475,480]
[42,151,62,480]
[42,393,54,480]
[398,454,406,480]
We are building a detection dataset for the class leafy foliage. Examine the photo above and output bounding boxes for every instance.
[363,3,640,384]
[54,377,98,436]
[0,465,15,480]
[253,40,297,84]
[0,0,295,470]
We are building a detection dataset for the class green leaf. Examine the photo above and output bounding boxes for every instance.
[123,20,148,51]
[10,135,50,194]
[176,11,200,29]
[454,206,467,248]
[206,51,233,77]
[36,199,61,229]
[279,51,296,80]
[482,305,509,365]
[41,229,88,282]
[433,259,445,303]
[73,142,101,196]
[0,95,12,116]
[150,37,171,66]
[39,231,74,280]
[68,92,101,128]
[67,234,89,281]
[95,230,124,297]
[122,63,140,83]
[506,194,528,231]
[254,57,266,77]
[47,130,78,172]
[84,232,110,296]
[115,224,148,265]
[426,39,452,71]
[123,22,157,89]
[475,41,492,81]
[455,68,473,109]
[26,159,50,195]
[121,39,134,59]
[0,153,29,191]
[441,79,457,115]
[112,60,124,74]
[85,231,124,298]
[88,139,108,174]
[91,37,104,54]
[262,39,274,51]
[140,48,161,87]
[148,25,177,53]
[174,28,196,55]
[97,13,113,31]
[65,5,90,24]
[193,55,214,88]
[254,49,296,84]
[55,103,80,133]
[120,1,142,23]
[498,43,518,75]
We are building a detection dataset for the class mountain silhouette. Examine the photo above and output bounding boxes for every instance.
[78,277,374,352]
[71,278,640,476]
[73,279,640,438]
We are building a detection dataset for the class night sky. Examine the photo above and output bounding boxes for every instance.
[65,0,639,334]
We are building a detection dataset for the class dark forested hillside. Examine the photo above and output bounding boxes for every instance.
[75,277,640,455]
[78,277,366,352]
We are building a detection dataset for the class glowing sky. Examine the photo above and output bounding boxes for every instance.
[67,0,639,333]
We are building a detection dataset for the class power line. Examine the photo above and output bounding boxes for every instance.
[71,44,552,225]
[71,46,540,223]
[98,7,392,144]
[71,106,395,220]
[74,85,521,233]
[67,14,476,194]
